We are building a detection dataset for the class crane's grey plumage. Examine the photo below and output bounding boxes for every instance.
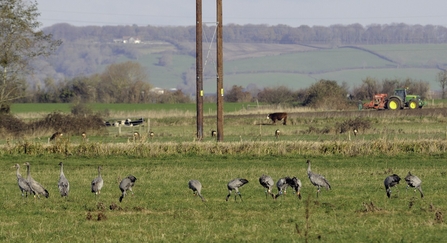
[14,164,32,197]
[24,162,49,198]
[226,178,249,201]
[405,171,423,198]
[306,160,331,197]
[259,175,275,199]
[58,162,69,197]
[287,177,302,200]
[275,177,289,199]
[91,166,103,195]
[384,174,401,198]
[119,175,137,202]
[188,180,205,202]
[275,177,302,199]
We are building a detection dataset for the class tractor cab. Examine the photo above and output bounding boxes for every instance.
[393,88,407,101]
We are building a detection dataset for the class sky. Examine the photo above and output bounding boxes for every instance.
[36,0,447,28]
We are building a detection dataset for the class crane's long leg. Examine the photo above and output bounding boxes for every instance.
[226,190,232,201]
[237,192,243,202]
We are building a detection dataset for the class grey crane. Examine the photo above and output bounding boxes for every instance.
[119,175,137,202]
[24,162,49,198]
[287,176,303,200]
[58,162,70,197]
[405,171,423,198]
[306,160,331,197]
[275,177,302,199]
[13,163,32,197]
[259,175,275,199]
[188,180,205,202]
[91,166,104,195]
[226,178,249,201]
[275,177,289,199]
[384,174,401,198]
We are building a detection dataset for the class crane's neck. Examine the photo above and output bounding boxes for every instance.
[60,164,64,176]
[16,166,21,178]
[307,163,311,174]
[26,164,31,178]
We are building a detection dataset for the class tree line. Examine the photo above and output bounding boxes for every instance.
[18,60,435,111]
[44,22,447,45]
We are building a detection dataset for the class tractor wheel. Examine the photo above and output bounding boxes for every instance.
[409,100,418,109]
[387,98,400,110]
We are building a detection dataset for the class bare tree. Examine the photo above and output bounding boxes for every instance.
[225,85,252,102]
[98,61,151,103]
[0,0,61,109]
[437,70,447,99]
[257,86,294,104]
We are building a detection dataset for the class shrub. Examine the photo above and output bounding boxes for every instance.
[337,117,371,134]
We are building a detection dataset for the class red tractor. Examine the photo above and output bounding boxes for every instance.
[363,93,388,110]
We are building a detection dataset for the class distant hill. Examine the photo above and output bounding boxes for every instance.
[33,24,447,93]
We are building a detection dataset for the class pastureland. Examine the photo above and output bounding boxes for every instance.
[2,152,447,242]
[3,104,447,242]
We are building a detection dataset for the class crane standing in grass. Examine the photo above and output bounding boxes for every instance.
[13,164,32,197]
[384,174,401,198]
[24,162,49,198]
[188,180,205,202]
[275,177,302,199]
[58,162,70,197]
[287,177,302,200]
[119,175,137,202]
[226,178,249,202]
[275,177,290,199]
[259,175,275,199]
[405,172,423,198]
[91,166,104,196]
[306,160,331,197]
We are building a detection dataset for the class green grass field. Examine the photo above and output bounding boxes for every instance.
[2,104,447,242]
[2,153,447,242]
[10,102,257,114]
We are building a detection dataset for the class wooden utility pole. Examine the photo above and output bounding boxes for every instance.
[196,0,203,140]
[216,0,224,141]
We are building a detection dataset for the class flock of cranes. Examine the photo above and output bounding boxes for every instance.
[13,159,424,202]
[13,162,137,202]
[189,159,424,202]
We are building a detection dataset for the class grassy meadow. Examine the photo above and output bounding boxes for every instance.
[2,153,447,242]
[2,103,447,242]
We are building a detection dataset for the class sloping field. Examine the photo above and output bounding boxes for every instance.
[127,43,446,91]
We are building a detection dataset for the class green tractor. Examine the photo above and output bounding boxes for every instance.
[387,88,425,110]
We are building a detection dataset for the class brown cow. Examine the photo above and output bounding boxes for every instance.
[267,112,287,125]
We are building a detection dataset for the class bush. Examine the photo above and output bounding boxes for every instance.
[302,80,350,110]
[337,117,371,134]
[0,112,107,139]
